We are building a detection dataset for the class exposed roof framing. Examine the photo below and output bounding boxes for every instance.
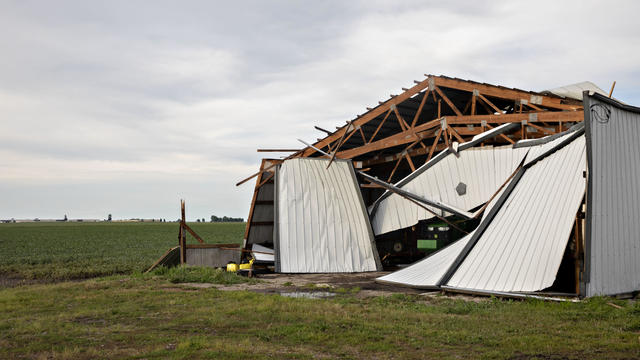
[291,75,583,161]
[241,75,587,247]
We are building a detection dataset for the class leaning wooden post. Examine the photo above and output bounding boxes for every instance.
[179,200,187,264]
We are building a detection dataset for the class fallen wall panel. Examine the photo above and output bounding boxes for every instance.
[446,135,586,292]
[274,158,381,273]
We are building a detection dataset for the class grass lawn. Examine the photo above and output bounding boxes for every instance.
[1,222,639,359]
[0,222,245,281]
[0,275,638,359]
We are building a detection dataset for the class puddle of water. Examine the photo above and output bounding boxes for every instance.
[279,291,336,299]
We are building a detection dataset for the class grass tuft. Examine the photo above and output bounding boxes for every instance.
[149,266,258,285]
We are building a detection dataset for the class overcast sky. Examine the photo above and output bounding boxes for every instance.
[1,0,639,220]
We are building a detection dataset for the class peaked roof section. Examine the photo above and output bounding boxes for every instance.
[288,75,584,166]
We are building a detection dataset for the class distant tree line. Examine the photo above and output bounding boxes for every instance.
[210,215,244,223]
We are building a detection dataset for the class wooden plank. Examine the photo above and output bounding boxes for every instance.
[257,172,275,188]
[358,126,367,143]
[609,81,616,98]
[432,76,581,110]
[476,93,502,114]
[426,128,443,164]
[485,123,515,144]
[434,85,463,116]
[387,156,404,182]
[393,105,411,130]
[360,142,448,167]
[183,223,206,244]
[327,120,352,168]
[368,108,393,144]
[525,102,543,111]
[299,77,433,157]
[405,153,416,171]
[236,160,281,186]
[471,93,477,115]
[411,89,430,127]
[337,110,582,159]
[448,126,466,143]
[314,126,332,135]
[527,122,554,135]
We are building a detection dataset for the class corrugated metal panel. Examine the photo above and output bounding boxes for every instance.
[186,248,240,268]
[546,81,607,101]
[376,232,474,288]
[251,244,275,262]
[446,135,586,292]
[371,145,529,235]
[247,182,275,245]
[374,177,513,288]
[585,94,640,296]
[274,158,381,273]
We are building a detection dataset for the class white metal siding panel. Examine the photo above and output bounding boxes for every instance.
[376,232,474,288]
[276,158,379,273]
[371,146,528,235]
[373,176,514,289]
[586,97,640,296]
[447,136,586,292]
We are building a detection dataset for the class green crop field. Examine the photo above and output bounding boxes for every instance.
[0,222,245,281]
[1,222,639,359]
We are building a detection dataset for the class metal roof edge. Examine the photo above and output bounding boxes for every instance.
[512,122,584,149]
[348,162,384,271]
[586,91,640,114]
[582,92,594,290]
[459,123,521,151]
[522,128,585,169]
[441,286,580,302]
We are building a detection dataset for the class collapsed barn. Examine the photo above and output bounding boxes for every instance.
[234,75,639,298]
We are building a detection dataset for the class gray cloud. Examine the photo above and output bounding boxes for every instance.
[1,0,639,219]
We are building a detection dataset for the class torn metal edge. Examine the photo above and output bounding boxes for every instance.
[348,161,384,271]
[441,286,581,302]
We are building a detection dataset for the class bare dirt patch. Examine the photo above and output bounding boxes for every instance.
[172,272,493,302]
[172,272,417,297]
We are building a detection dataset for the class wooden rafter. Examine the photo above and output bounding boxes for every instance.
[327,120,353,168]
[524,102,543,111]
[295,75,581,159]
[430,76,581,110]
[527,122,554,135]
[337,110,583,159]
[411,90,430,127]
[485,123,515,144]
[426,128,444,163]
[368,108,393,144]
[299,76,435,157]
[433,85,463,116]
[476,93,502,114]
[447,126,466,143]
[392,105,411,130]
[471,92,477,115]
